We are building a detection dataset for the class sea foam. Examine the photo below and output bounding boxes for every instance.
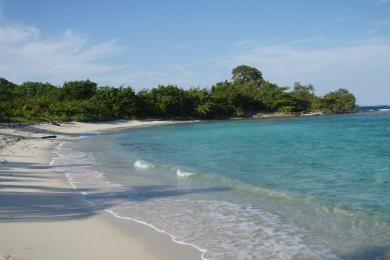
[134,159,153,169]
[176,169,195,177]
[50,139,336,260]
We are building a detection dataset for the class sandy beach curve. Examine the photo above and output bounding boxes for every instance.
[0,120,201,260]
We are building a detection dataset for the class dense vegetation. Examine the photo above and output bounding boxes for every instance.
[0,65,358,122]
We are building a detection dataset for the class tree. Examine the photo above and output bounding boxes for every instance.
[184,88,213,118]
[210,81,239,117]
[0,78,18,101]
[150,85,187,117]
[0,66,359,122]
[18,82,58,97]
[232,65,263,83]
[62,79,97,100]
[136,89,159,116]
[234,81,265,113]
[0,78,18,121]
[257,81,292,112]
[321,88,357,113]
[89,87,137,120]
[290,82,320,112]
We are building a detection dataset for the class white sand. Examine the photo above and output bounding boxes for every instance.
[0,120,201,260]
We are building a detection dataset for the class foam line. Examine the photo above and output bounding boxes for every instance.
[105,209,209,260]
[50,141,209,260]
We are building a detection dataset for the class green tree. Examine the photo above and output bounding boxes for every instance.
[184,88,213,118]
[136,89,159,117]
[18,82,58,97]
[89,87,137,120]
[0,65,359,122]
[258,81,294,112]
[150,85,187,117]
[0,78,18,121]
[210,81,240,117]
[321,88,357,113]
[232,65,263,83]
[290,82,320,112]
[234,81,265,113]
[62,79,97,100]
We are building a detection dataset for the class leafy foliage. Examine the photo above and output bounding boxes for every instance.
[290,82,321,112]
[0,78,18,121]
[0,65,358,122]
[321,89,358,113]
[63,80,97,100]
[232,65,263,83]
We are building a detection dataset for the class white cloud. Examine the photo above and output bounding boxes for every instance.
[0,24,388,105]
[158,40,390,105]
[223,41,390,105]
[116,40,390,105]
[0,25,123,84]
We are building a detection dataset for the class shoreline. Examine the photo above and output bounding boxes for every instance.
[0,120,202,260]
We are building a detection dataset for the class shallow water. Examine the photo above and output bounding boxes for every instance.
[52,112,390,259]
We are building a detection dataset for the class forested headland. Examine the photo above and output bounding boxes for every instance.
[0,65,358,122]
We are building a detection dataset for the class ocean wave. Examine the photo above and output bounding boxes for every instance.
[105,208,209,260]
[134,159,153,169]
[50,142,208,259]
[105,199,335,260]
[176,169,195,177]
[50,141,337,260]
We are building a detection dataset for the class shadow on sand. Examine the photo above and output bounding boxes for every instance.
[0,160,229,223]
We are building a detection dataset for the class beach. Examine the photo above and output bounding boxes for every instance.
[1,115,390,259]
[0,120,201,260]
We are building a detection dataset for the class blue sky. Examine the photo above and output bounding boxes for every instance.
[0,0,389,105]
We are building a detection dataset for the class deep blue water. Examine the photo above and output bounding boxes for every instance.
[53,112,390,259]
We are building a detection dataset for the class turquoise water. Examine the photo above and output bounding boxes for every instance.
[53,112,390,259]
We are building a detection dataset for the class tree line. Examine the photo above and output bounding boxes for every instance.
[0,65,358,122]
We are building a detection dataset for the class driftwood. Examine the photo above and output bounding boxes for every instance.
[41,135,57,139]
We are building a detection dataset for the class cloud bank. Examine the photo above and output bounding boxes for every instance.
[156,40,390,105]
[223,41,390,105]
[0,24,122,84]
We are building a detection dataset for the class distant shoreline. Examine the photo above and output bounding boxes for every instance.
[0,111,355,149]
[0,110,349,126]
[1,109,385,151]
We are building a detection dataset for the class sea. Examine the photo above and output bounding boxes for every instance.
[51,111,390,259]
